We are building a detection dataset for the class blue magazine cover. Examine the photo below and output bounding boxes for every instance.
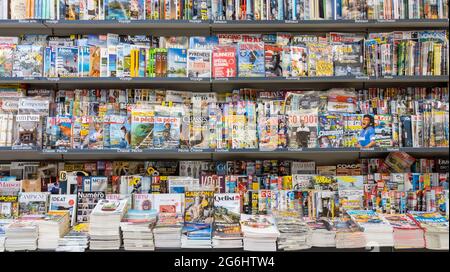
[56,47,78,77]
[238,42,265,77]
[109,115,130,149]
[106,0,131,20]
[168,48,187,77]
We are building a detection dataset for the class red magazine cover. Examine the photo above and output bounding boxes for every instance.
[212,45,237,78]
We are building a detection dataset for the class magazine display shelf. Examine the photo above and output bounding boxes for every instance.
[0,147,448,163]
[0,19,448,33]
[0,76,447,90]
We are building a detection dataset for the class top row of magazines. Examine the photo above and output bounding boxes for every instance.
[0,0,448,21]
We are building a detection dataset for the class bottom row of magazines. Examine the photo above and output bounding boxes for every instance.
[0,196,448,252]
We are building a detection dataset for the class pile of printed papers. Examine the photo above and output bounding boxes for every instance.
[36,211,70,250]
[334,218,366,248]
[241,214,280,251]
[89,199,128,250]
[120,209,157,251]
[181,223,212,248]
[408,212,449,250]
[4,220,39,251]
[306,219,336,247]
[153,213,183,248]
[274,211,311,251]
[347,210,394,247]
[382,214,425,249]
[56,223,89,252]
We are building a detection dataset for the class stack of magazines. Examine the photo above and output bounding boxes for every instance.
[334,217,366,249]
[347,210,394,247]
[306,219,336,247]
[181,223,213,248]
[274,211,311,251]
[212,193,243,248]
[0,223,7,252]
[36,211,70,250]
[382,214,425,249]
[88,199,128,250]
[240,214,280,252]
[153,213,183,249]
[408,212,449,250]
[120,209,157,251]
[4,220,39,251]
[56,223,89,252]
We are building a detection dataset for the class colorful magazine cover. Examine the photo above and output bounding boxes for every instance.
[131,106,154,149]
[287,108,318,149]
[49,194,77,226]
[343,113,363,147]
[184,190,214,224]
[13,115,42,148]
[55,115,72,149]
[238,42,265,77]
[213,193,242,238]
[187,49,211,78]
[375,114,393,147]
[105,0,130,20]
[308,43,333,77]
[152,116,181,149]
[18,192,49,216]
[167,48,187,77]
[0,195,19,221]
[56,47,79,77]
[212,45,237,78]
[318,113,344,148]
[109,115,130,149]
[290,45,308,77]
[12,45,43,77]
[264,44,283,77]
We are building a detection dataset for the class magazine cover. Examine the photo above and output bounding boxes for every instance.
[82,176,108,192]
[258,116,279,151]
[187,49,211,78]
[264,44,283,77]
[12,115,42,148]
[154,193,184,214]
[49,194,77,226]
[56,47,79,77]
[307,43,333,77]
[343,113,363,147]
[184,190,214,224]
[200,174,225,193]
[238,42,265,77]
[336,176,364,211]
[132,193,154,211]
[131,107,154,149]
[109,115,130,149]
[375,114,393,147]
[212,45,237,78]
[239,214,280,236]
[152,116,181,149]
[287,108,318,149]
[290,45,308,77]
[0,42,15,77]
[189,36,219,50]
[12,45,43,77]
[76,191,106,223]
[87,118,104,149]
[55,115,72,149]
[167,48,187,77]
[105,0,130,19]
[333,42,364,76]
[292,174,315,190]
[318,113,344,148]
[0,195,19,221]
[18,192,49,216]
[213,193,242,238]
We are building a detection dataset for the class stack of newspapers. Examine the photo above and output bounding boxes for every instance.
[153,213,183,249]
[89,199,128,250]
[56,223,90,252]
[408,212,449,250]
[241,214,280,252]
[181,223,212,249]
[274,211,311,251]
[347,210,394,247]
[120,209,157,251]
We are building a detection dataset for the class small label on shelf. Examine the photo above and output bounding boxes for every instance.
[178,149,190,153]
[18,19,37,23]
[23,77,35,81]
[214,77,229,81]
[355,19,369,23]
[383,76,394,79]
[11,146,34,150]
[117,149,131,153]
[56,149,68,153]
[118,19,131,24]
[360,148,375,151]
[189,77,205,81]
[377,19,396,23]
[45,20,58,24]
[285,77,300,80]
[119,77,132,81]
[287,148,303,152]
[42,149,56,153]
[386,148,400,152]
[215,149,229,152]
[190,149,205,153]
[284,20,299,24]
[213,20,227,24]
[188,19,202,24]
[131,149,143,153]
[47,77,60,81]
[356,76,370,80]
